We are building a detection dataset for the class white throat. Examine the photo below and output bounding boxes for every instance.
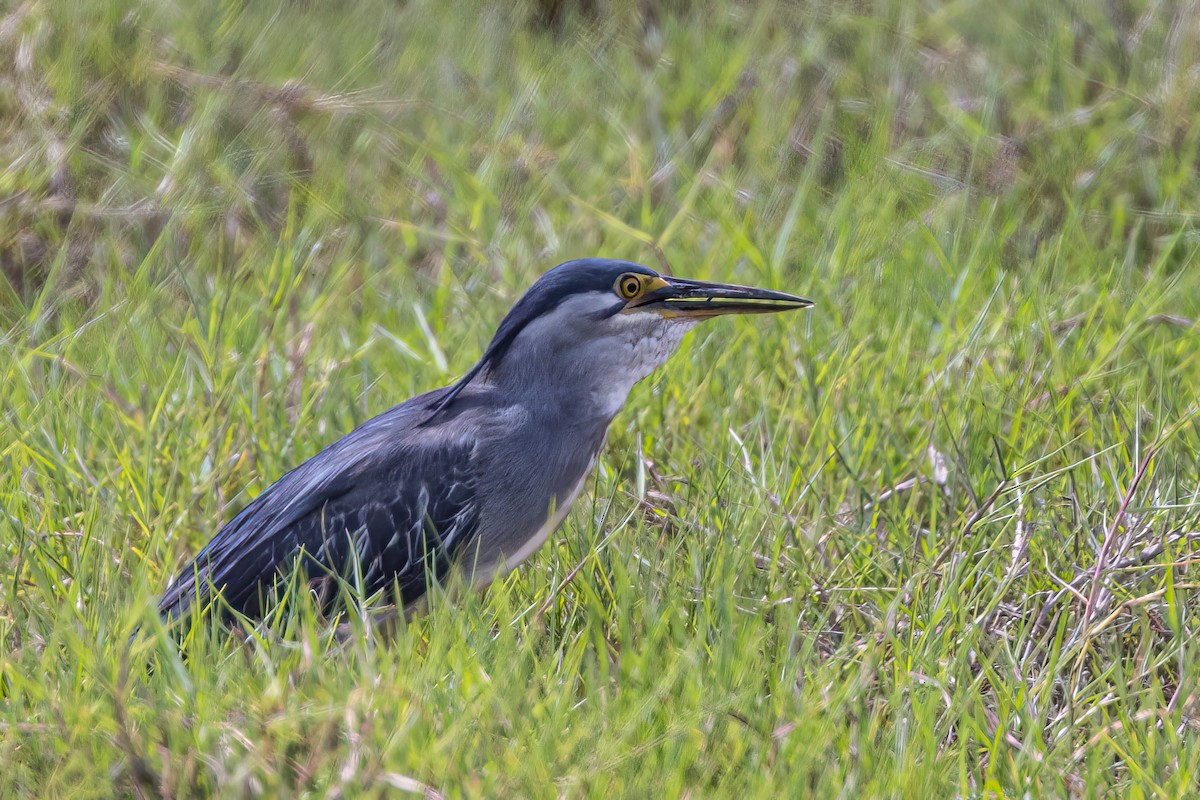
[592,316,698,417]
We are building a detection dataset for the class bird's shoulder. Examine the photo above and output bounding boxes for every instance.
[223,388,494,535]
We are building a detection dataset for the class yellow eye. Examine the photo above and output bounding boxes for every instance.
[616,274,643,300]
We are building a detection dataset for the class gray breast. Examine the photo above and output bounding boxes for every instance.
[464,404,608,583]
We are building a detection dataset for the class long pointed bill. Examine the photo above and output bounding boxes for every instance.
[628,276,814,319]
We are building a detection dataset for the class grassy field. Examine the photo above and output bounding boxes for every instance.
[3,0,1200,796]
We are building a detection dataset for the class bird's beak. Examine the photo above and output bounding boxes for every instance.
[627,275,814,319]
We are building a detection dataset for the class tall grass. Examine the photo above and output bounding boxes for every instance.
[2,0,1199,796]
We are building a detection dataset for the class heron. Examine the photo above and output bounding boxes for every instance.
[157,258,812,623]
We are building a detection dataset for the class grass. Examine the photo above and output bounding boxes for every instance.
[3,0,1200,796]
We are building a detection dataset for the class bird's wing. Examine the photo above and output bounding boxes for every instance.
[158,412,480,621]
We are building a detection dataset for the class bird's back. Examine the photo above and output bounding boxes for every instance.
[158,387,483,620]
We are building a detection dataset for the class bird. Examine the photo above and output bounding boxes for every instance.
[157,258,812,624]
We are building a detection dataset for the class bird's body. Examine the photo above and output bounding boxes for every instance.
[158,259,810,622]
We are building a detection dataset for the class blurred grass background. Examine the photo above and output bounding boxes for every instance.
[3,0,1200,796]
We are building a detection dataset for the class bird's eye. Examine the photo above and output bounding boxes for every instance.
[616,274,643,300]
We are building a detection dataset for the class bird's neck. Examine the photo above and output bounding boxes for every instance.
[485,358,633,423]
[488,342,692,423]
[479,318,698,423]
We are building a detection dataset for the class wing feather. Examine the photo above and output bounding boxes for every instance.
[158,408,479,621]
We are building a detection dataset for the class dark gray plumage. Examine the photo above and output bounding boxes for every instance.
[158,258,811,622]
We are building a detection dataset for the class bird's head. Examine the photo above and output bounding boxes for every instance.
[433,258,812,416]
